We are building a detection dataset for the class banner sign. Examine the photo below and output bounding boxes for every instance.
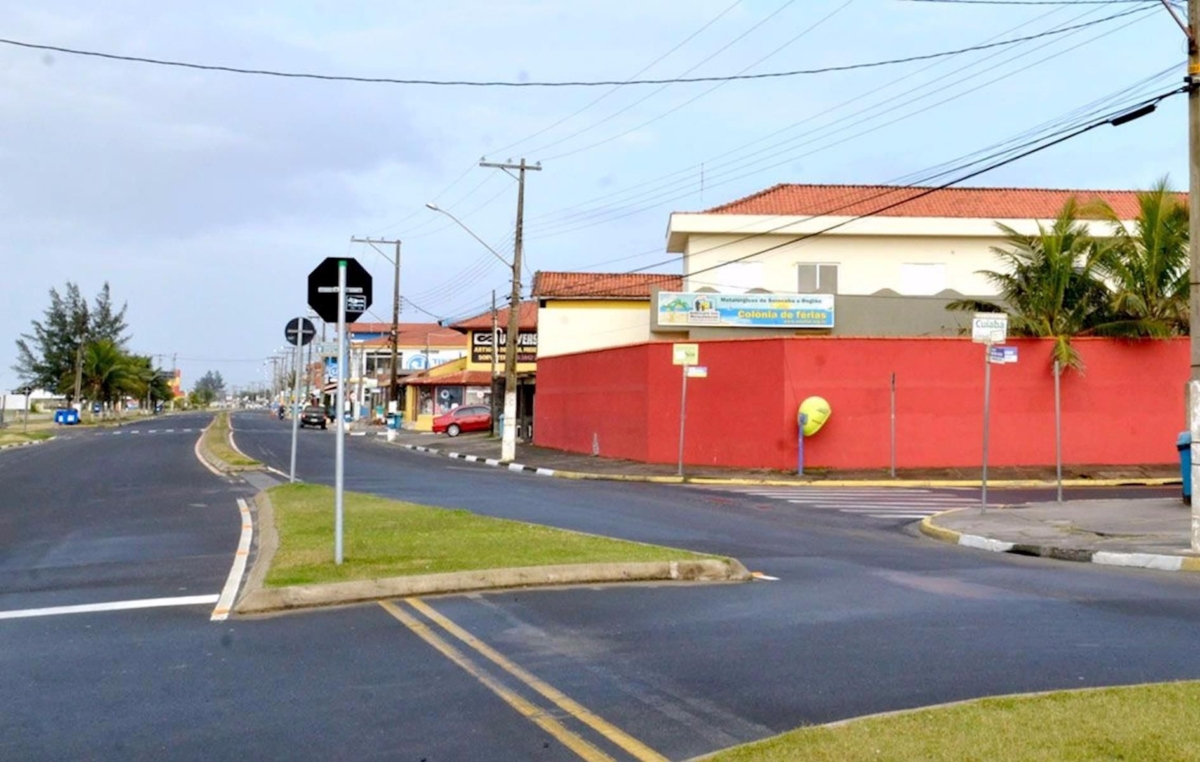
[657,292,835,328]
[470,329,538,364]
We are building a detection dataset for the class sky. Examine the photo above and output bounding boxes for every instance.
[0,0,1186,392]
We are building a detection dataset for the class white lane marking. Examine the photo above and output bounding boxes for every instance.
[833,506,969,512]
[182,428,193,433]
[212,498,254,621]
[0,594,220,621]
[862,514,936,520]
[750,572,780,581]
[131,430,141,435]
[112,431,123,435]
[165,429,175,433]
[148,430,158,434]
[786,498,968,506]
[193,427,223,477]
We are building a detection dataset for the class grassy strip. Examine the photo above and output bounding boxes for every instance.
[707,682,1200,762]
[266,483,715,587]
[203,411,260,467]
[0,431,51,446]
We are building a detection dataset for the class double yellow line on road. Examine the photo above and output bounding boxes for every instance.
[379,599,667,762]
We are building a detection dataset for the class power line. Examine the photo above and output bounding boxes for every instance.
[901,0,1165,5]
[518,1,1145,227]
[0,11,1153,88]
[524,5,1160,240]
[442,84,1182,316]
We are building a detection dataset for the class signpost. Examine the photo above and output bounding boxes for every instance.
[284,317,316,484]
[673,344,700,477]
[972,313,1010,512]
[308,258,373,565]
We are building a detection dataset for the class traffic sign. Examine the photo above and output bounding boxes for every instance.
[307,258,373,324]
[686,365,708,378]
[672,343,699,366]
[971,313,1008,344]
[284,317,316,346]
[988,345,1018,364]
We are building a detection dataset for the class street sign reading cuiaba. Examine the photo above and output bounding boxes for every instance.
[307,257,373,324]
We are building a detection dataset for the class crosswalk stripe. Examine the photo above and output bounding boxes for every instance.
[837,507,949,514]
[863,514,934,519]
[783,499,968,507]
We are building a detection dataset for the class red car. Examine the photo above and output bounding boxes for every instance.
[432,405,492,437]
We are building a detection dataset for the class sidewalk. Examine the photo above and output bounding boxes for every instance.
[371,426,1179,486]
[921,498,1200,572]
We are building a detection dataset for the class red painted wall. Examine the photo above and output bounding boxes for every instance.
[534,337,1187,470]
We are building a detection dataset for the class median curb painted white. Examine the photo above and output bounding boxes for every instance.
[212,498,254,621]
[919,511,1200,573]
[0,435,55,452]
[235,558,751,615]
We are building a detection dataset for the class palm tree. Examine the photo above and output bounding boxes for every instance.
[1088,177,1189,337]
[949,198,1114,370]
[80,339,136,413]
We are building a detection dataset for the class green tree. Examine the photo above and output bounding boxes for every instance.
[90,282,130,347]
[1089,178,1189,337]
[948,198,1116,370]
[13,283,90,395]
[193,370,225,406]
[80,339,136,410]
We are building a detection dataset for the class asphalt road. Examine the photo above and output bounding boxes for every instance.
[3,411,1200,761]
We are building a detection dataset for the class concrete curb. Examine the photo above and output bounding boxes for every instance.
[919,510,1200,573]
[197,416,264,474]
[385,441,1178,489]
[236,559,751,615]
[0,435,55,452]
[233,486,750,615]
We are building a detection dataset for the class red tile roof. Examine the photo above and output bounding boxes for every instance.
[451,301,538,331]
[402,370,494,387]
[532,271,684,299]
[348,322,467,348]
[699,184,1176,220]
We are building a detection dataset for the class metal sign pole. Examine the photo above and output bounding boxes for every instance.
[889,372,897,479]
[335,262,347,565]
[1054,359,1063,503]
[797,414,806,477]
[677,364,689,478]
[981,344,992,513]
[289,325,303,483]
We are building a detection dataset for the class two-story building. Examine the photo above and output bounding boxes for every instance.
[663,183,1144,338]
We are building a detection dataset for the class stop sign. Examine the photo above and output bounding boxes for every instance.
[307,258,373,324]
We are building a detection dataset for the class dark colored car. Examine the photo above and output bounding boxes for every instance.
[432,405,491,437]
[299,405,327,430]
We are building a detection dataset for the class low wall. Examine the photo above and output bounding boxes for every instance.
[533,336,1187,470]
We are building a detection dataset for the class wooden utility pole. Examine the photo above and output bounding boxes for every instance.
[351,237,402,410]
[480,158,541,461]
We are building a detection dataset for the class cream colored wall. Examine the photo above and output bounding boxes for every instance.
[670,212,1131,297]
[683,232,1005,295]
[538,300,653,357]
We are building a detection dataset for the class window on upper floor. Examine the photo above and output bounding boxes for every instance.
[899,263,946,295]
[797,263,838,294]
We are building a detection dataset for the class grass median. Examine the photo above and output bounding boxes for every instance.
[266,483,716,587]
[0,430,51,446]
[203,411,260,468]
[707,681,1200,762]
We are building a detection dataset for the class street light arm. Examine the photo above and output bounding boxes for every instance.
[426,204,512,267]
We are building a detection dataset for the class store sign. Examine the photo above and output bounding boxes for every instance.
[657,292,835,328]
[470,329,538,364]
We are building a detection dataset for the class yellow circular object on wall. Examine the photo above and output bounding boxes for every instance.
[799,396,831,436]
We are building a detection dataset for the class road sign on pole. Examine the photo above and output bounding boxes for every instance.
[971,313,1008,344]
[306,259,370,565]
[285,317,316,347]
[672,344,700,476]
[308,257,373,324]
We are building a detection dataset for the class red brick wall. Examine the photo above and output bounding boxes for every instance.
[534,337,1187,470]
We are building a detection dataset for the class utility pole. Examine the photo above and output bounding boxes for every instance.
[481,158,541,461]
[491,289,499,436]
[1161,0,1200,550]
[350,237,401,411]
